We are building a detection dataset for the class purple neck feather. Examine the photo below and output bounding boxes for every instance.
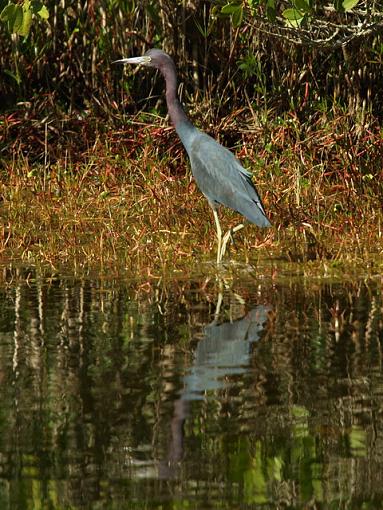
[161,63,190,127]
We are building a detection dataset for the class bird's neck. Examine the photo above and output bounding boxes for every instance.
[162,65,190,128]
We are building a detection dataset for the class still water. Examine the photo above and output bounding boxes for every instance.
[0,265,382,509]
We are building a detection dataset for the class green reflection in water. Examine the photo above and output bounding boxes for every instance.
[0,267,381,509]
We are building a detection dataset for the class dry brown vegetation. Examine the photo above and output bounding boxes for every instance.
[1,109,382,275]
[1,1,383,275]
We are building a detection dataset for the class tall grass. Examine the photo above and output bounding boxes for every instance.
[1,2,382,272]
[1,108,382,273]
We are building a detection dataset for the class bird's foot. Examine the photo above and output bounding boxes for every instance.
[218,223,244,262]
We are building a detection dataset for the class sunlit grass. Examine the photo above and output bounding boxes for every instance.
[1,109,382,276]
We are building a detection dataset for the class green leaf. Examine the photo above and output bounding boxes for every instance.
[10,4,23,33]
[1,0,34,36]
[282,7,304,27]
[342,0,359,11]
[293,0,310,13]
[0,2,16,22]
[19,5,32,36]
[266,0,276,21]
[37,4,48,19]
[220,3,243,26]
[221,2,241,15]
[246,0,260,8]
[232,5,243,26]
[31,1,49,19]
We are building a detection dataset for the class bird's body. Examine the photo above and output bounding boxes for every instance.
[176,121,270,227]
[114,49,270,263]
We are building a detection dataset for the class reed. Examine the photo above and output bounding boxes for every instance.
[1,107,382,275]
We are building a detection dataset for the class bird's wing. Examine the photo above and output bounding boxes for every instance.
[188,133,270,227]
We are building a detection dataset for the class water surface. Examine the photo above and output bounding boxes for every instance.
[0,266,382,508]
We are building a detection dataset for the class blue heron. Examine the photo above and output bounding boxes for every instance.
[114,49,271,263]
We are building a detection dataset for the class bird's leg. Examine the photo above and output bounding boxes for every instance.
[213,284,224,322]
[212,209,223,264]
[220,223,245,261]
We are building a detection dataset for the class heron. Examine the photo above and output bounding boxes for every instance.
[114,49,271,264]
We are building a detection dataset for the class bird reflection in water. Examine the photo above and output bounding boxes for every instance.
[159,285,271,478]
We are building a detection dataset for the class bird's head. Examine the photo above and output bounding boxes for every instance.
[113,49,174,73]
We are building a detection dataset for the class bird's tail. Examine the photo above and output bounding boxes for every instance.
[241,199,271,227]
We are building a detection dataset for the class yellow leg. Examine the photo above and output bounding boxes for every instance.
[220,223,244,261]
[212,209,222,264]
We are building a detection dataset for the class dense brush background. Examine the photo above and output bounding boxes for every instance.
[1,1,383,125]
[0,0,382,267]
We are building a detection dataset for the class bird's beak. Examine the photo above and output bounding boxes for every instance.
[112,56,151,65]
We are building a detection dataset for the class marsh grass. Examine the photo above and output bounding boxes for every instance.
[1,108,382,276]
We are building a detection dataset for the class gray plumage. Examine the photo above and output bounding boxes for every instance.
[176,121,270,227]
